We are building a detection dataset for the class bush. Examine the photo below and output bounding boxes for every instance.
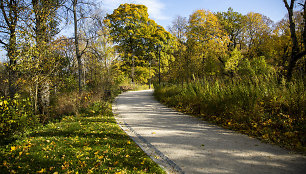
[0,96,38,142]
[55,92,79,116]
[80,101,113,117]
[55,88,119,118]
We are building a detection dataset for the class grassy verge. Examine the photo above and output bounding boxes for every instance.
[154,77,306,153]
[0,102,165,174]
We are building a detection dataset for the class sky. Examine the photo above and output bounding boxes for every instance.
[0,0,289,62]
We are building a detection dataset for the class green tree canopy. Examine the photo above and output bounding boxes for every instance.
[216,7,244,50]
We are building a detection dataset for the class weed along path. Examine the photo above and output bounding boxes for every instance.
[113,90,306,174]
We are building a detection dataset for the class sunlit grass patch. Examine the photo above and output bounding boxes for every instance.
[0,103,165,174]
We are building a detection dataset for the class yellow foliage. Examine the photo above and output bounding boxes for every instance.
[36,168,46,173]
[188,9,230,76]
[10,146,16,151]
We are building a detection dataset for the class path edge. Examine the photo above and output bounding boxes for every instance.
[112,92,185,174]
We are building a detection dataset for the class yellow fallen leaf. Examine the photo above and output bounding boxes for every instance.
[3,161,8,167]
[262,134,269,139]
[11,146,16,151]
[36,168,46,173]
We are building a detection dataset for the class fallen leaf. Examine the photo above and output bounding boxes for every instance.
[11,146,16,151]
[36,168,46,173]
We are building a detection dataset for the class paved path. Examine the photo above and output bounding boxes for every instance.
[113,90,306,174]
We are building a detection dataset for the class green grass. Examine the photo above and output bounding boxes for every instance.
[154,76,306,153]
[0,102,165,174]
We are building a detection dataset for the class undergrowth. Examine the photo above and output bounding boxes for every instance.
[154,76,306,153]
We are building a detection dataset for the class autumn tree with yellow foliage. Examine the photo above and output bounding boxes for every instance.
[105,3,175,84]
[187,10,230,78]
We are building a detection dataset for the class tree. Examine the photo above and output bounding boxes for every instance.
[82,11,119,92]
[225,48,243,75]
[271,18,292,73]
[169,16,188,43]
[216,7,244,50]
[187,9,230,78]
[0,0,25,98]
[168,16,188,84]
[242,12,273,58]
[283,0,306,80]
[30,0,62,114]
[105,3,173,84]
[61,0,96,93]
[0,62,7,96]
[73,0,83,93]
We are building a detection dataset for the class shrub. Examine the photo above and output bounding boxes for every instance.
[0,96,38,142]
[55,92,79,116]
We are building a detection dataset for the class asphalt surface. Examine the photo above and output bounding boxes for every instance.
[113,90,306,174]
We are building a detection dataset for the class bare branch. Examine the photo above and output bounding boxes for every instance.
[80,39,90,56]
[0,0,10,26]
[0,38,7,46]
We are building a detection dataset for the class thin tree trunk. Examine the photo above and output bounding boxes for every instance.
[34,80,38,114]
[73,0,83,93]
[8,33,17,99]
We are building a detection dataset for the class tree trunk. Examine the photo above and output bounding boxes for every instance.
[283,0,306,80]
[32,0,54,115]
[132,56,135,83]
[8,32,17,99]
[34,80,38,114]
[73,0,83,94]
[39,79,50,115]
[0,0,19,99]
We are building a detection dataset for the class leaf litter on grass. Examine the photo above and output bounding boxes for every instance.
[0,107,165,174]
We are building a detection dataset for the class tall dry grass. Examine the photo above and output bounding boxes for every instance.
[154,76,306,152]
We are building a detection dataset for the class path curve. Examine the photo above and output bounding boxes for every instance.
[113,90,306,174]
